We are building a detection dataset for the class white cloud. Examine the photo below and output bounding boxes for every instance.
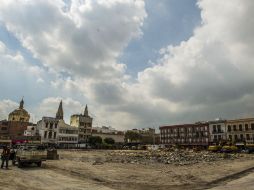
[0,99,18,120]
[1,0,254,130]
[0,0,146,80]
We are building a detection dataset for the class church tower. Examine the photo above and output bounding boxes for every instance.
[84,104,88,117]
[56,100,64,120]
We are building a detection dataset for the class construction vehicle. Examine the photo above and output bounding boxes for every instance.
[13,144,47,168]
[208,145,222,152]
[220,145,238,153]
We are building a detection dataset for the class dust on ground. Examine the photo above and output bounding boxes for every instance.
[1,149,254,190]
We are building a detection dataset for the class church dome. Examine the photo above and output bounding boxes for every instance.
[8,98,30,122]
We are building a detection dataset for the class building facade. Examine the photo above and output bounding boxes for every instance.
[70,105,93,143]
[160,123,210,146]
[36,101,79,147]
[57,120,78,148]
[226,118,254,145]
[0,120,9,140]
[92,127,124,143]
[37,117,59,144]
[208,119,226,144]
[0,99,33,143]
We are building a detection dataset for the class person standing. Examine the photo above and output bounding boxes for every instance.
[9,148,16,165]
[1,146,10,169]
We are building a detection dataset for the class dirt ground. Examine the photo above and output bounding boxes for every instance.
[1,150,254,190]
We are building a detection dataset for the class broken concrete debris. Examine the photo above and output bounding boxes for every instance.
[104,149,242,165]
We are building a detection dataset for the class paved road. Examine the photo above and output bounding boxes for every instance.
[208,172,254,190]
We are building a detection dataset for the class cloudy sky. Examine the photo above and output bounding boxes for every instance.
[0,0,253,130]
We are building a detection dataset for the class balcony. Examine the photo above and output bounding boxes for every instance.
[212,130,224,134]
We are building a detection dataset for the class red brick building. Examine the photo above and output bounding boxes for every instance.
[0,120,31,140]
[160,123,210,146]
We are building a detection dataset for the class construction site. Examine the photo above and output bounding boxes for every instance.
[1,149,254,190]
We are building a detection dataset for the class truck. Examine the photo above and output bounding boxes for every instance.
[13,144,47,168]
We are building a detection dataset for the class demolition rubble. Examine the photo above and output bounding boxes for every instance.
[60,149,247,166]
[105,149,242,165]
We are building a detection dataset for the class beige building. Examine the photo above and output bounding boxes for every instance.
[226,118,254,144]
[8,98,30,122]
[92,127,124,143]
[70,105,93,143]
[57,120,78,148]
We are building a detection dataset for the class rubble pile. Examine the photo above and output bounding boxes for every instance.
[105,149,242,165]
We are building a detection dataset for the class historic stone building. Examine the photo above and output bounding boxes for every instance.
[70,105,93,143]
[8,98,30,122]
[37,116,59,144]
[225,118,254,145]
[0,98,32,142]
[208,119,227,144]
[58,119,78,148]
[36,100,78,146]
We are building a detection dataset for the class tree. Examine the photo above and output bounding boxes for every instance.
[104,137,115,145]
[88,136,102,145]
[125,131,142,143]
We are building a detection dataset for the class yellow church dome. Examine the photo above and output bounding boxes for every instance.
[8,98,30,122]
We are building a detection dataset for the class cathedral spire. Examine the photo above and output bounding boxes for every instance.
[84,104,88,116]
[19,97,24,109]
[56,100,64,120]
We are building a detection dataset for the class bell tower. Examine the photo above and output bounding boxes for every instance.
[56,100,64,120]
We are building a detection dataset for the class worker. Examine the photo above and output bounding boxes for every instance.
[1,146,10,169]
[9,148,16,165]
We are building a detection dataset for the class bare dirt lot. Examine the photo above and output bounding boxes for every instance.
[1,150,254,190]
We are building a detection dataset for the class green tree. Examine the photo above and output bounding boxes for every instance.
[88,136,102,145]
[104,137,115,145]
[125,131,142,143]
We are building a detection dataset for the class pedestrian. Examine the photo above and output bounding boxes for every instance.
[9,148,16,165]
[1,146,10,169]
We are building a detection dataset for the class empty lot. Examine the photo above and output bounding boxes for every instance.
[1,150,254,190]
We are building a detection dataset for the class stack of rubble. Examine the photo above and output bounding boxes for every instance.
[105,149,242,165]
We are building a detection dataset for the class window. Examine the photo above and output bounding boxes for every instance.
[228,125,231,132]
[49,131,52,138]
[217,125,221,132]
[245,124,249,131]
[246,134,250,140]
[45,123,48,128]
[50,123,53,129]
[239,124,242,131]
[234,135,238,140]
[44,131,47,138]
[251,123,254,130]
[240,134,244,140]
[54,132,56,139]
[55,123,57,128]
[213,125,216,132]
[229,135,232,140]
[233,125,237,131]
[1,127,7,131]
